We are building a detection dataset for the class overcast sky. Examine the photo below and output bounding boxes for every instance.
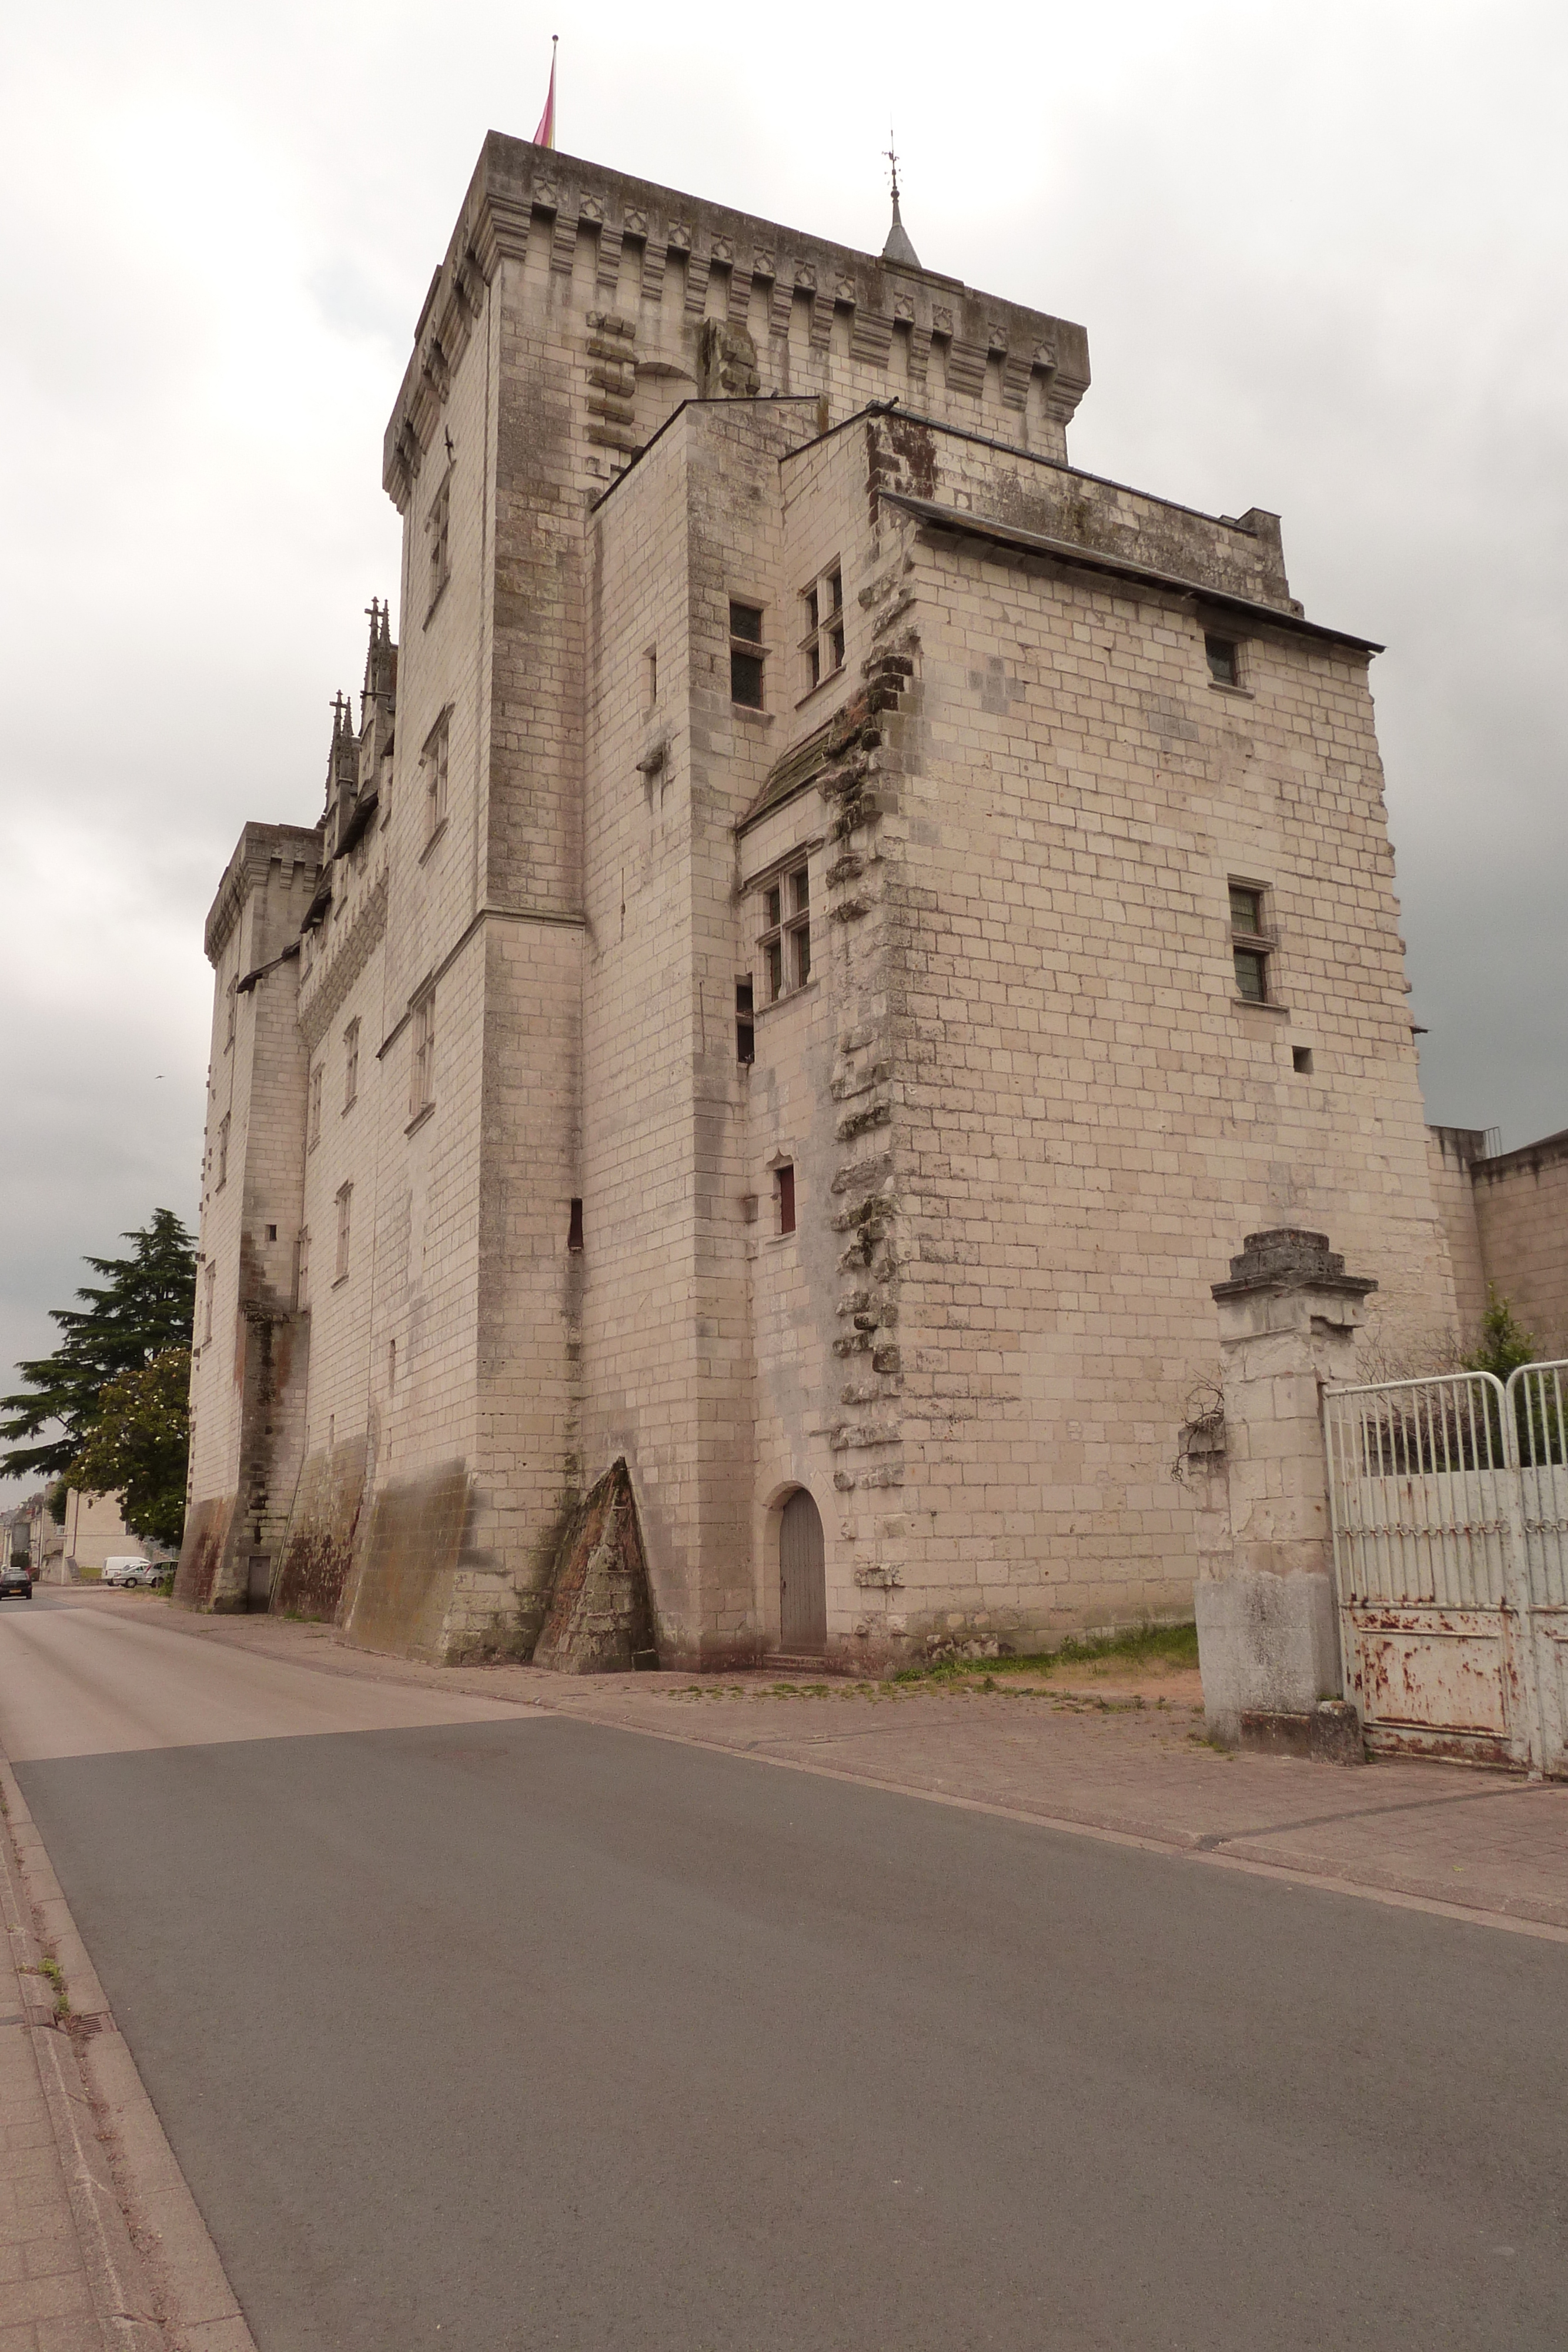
[2,0,1563,1479]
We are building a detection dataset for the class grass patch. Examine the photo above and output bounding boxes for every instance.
[894,1621,1198,1686]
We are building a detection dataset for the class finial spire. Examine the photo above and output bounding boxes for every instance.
[881,128,921,270]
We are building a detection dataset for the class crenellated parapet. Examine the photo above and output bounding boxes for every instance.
[383,135,1092,508]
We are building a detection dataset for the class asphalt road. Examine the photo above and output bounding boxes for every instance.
[2,1594,1564,2351]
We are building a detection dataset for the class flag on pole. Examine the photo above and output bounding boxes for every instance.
[533,36,557,149]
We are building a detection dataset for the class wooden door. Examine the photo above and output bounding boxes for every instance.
[779,1488,826,1653]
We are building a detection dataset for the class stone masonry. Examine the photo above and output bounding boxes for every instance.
[179,133,1464,1666]
[1427,1122,1568,1353]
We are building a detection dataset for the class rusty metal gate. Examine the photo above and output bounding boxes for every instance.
[1325,1364,1567,1775]
[1512,1361,1568,1776]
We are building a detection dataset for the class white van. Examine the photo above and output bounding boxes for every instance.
[101,1556,158,1588]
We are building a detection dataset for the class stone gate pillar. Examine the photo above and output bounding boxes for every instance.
[1195,1230,1376,1753]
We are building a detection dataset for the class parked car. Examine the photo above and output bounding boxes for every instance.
[0,1562,33,1601]
[101,1556,159,1588]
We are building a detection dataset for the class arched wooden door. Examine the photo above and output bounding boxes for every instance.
[779,1488,827,1654]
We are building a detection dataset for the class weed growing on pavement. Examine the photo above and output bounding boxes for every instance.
[1187,1729,1235,1757]
[34,1955,70,2017]
[893,1621,1198,1687]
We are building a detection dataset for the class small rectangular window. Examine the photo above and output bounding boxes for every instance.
[202,1261,216,1344]
[309,1063,323,1148]
[800,563,845,694]
[758,860,812,1004]
[410,992,436,1120]
[776,1162,796,1236]
[1206,634,1239,686]
[736,978,755,1064]
[1233,950,1268,1003]
[567,1198,584,1252]
[296,1227,310,1309]
[427,473,452,612]
[644,646,658,710]
[1292,1045,1314,1075]
[343,1018,360,1110]
[335,1182,353,1282]
[1229,880,1271,1003]
[422,713,450,844]
[225,978,237,1051]
[793,924,811,990]
[730,600,765,709]
[1229,885,1262,936]
[216,1114,230,1188]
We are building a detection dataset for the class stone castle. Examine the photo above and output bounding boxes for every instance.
[179,132,1507,1665]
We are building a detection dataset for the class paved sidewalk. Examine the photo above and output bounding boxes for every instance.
[71,1590,1568,1935]
[1,1745,253,2352]
[0,1772,155,2350]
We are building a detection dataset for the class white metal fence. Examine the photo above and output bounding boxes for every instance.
[1325,1363,1568,1776]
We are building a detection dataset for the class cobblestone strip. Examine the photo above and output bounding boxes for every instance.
[0,1760,255,2352]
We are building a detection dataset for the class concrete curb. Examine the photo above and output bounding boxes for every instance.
[0,1755,258,2352]
[525,1696,1568,1943]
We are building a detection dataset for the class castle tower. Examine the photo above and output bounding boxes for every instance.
[180,136,1458,1666]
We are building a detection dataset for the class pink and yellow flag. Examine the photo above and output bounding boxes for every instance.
[533,38,557,149]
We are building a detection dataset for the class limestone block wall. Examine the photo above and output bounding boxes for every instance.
[1426,1127,1489,1339]
[866,408,1299,612]
[1471,1133,1568,1354]
[178,824,320,1609]
[579,405,803,1662]
[282,830,388,1621]
[808,434,1456,1655]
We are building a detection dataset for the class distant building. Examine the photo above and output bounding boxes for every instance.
[180,135,1467,1666]
[5,1488,146,1582]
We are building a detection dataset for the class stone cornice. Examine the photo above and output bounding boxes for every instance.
[383,135,1091,509]
[299,868,388,1053]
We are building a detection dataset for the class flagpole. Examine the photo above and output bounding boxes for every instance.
[533,34,558,151]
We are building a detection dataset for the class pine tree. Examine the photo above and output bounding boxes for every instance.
[0,1211,197,1481]
[1465,1290,1537,1383]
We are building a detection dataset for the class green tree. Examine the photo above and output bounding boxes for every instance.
[67,1349,192,1548]
[1465,1291,1538,1382]
[0,1211,197,1481]
[1465,1290,1563,1465]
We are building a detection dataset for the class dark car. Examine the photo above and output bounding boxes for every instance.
[0,1562,33,1600]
